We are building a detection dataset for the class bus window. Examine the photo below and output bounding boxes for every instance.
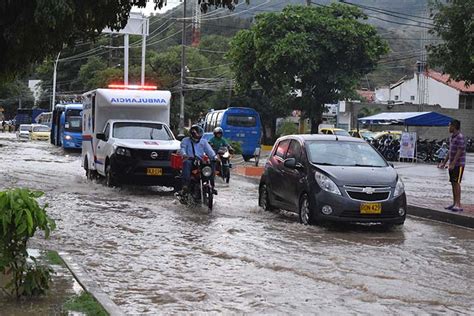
[211,112,218,130]
[226,115,257,127]
[65,109,82,132]
[216,112,223,127]
[205,113,212,132]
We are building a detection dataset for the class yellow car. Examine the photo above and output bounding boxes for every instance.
[319,128,351,136]
[373,130,402,141]
[30,124,50,141]
[349,129,377,140]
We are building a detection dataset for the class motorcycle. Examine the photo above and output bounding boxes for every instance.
[173,154,216,211]
[215,146,232,184]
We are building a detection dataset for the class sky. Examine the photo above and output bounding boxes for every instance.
[131,0,182,16]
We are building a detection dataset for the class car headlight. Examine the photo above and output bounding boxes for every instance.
[394,177,405,197]
[315,171,341,195]
[115,147,131,157]
[201,166,213,178]
[64,135,72,140]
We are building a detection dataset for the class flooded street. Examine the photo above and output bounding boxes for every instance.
[1,133,473,315]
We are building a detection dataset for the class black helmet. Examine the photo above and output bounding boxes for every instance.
[190,125,204,141]
[213,127,223,136]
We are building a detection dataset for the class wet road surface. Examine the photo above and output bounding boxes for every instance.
[1,134,473,314]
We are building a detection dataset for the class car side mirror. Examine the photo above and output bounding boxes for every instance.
[96,133,106,141]
[284,158,297,169]
[176,133,185,141]
[389,163,394,168]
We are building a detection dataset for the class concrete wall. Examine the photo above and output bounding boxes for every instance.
[345,102,474,139]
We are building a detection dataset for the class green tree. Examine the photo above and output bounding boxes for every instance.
[428,0,474,85]
[0,0,246,80]
[228,4,389,133]
[0,81,34,120]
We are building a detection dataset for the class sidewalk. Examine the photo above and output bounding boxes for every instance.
[394,154,474,228]
[233,153,474,229]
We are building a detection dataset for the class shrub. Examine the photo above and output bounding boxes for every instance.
[229,140,243,155]
[277,120,298,136]
[0,188,56,297]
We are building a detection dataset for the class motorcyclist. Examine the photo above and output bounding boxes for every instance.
[208,127,233,153]
[180,125,218,193]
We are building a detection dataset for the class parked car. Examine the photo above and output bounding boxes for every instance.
[258,134,406,227]
[16,124,32,140]
[319,128,351,136]
[349,129,376,141]
[30,124,50,141]
[372,130,402,141]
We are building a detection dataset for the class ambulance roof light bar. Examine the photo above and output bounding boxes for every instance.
[108,84,157,90]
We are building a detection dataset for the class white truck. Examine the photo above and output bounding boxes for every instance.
[81,88,181,189]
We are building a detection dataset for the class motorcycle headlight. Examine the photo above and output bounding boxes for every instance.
[64,135,72,140]
[201,166,213,178]
[315,171,341,195]
[394,177,405,197]
[115,147,131,157]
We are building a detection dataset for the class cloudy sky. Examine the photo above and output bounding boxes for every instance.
[132,0,182,16]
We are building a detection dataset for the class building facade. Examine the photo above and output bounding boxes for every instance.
[375,70,474,110]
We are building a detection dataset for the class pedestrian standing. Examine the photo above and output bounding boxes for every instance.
[1,120,5,132]
[438,119,466,212]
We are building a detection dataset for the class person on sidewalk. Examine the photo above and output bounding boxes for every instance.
[438,119,466,212]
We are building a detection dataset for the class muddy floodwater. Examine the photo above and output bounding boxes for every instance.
[1,134,473,314]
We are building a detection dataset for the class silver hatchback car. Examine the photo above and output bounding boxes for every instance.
[259,135,407,227]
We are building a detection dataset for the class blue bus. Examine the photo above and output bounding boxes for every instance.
[202,107,262,161]
[51,104,83,149]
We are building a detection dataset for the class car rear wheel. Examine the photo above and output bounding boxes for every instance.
[299,193,314,225]
[259,184,274,211]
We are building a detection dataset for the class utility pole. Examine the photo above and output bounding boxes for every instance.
[179,0,187,134]
[140,17,149,86]
[124,34,129,85]
[298,0,311,134]
[52,51,61,111]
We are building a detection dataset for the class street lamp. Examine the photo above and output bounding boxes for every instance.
[51,51,61,111]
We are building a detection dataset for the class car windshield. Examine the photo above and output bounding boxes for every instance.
[33,126,49,132]
[306,141,387,167]
[20,125,32,132]
[113,122,173,140]
[333,129,350,136]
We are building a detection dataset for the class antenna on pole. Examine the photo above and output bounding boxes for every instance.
[192,0,202,47]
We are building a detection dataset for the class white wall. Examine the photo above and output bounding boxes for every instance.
[427,77,459,109]
[374,73,460,109]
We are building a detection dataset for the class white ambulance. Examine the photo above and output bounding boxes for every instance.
[81,86,181,189]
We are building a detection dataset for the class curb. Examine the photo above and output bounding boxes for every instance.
[232,172,474,230]
[407,205,474,229]
[59,252,125,316]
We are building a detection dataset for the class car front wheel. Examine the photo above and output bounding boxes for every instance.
[105,164,119,187]
[299,193,314,225]
[259,184,274,211]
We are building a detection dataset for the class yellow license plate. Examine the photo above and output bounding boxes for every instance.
[146,168,162,176]
[360,203,382,214]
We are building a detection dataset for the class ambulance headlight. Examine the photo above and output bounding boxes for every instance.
[115,147,131,157]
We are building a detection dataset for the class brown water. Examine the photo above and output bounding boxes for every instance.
[1,134,473,314]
